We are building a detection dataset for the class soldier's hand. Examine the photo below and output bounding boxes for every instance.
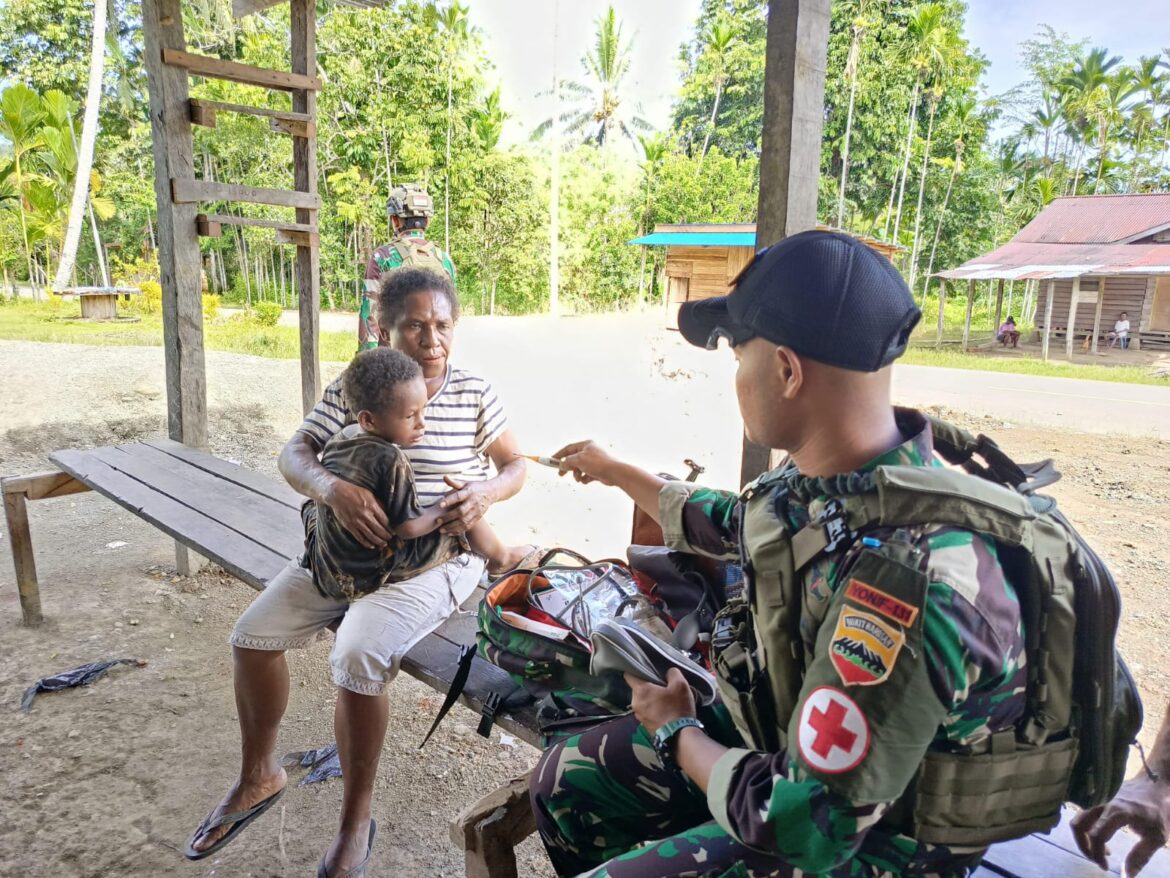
[554,441,621,486]
[324,479,391,549]
[626,668,697,737]
[1071,774,1170,876]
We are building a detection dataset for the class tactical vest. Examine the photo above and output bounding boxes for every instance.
[709,414,1141,848]
[389,236,451,279]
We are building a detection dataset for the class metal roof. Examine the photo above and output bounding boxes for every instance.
[1012,194,1170,244]
[630,231,756,246]
[936,241,1170,281]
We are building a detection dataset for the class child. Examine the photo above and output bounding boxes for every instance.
[302,347,532,601]
[997,315,1020,347]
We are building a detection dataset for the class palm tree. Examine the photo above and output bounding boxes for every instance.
[695,20,736,172]
[887,3,952,243]
[470,89,507,151]
[534,6,651,149]
[920,95,976,305]
[1059,48,1122,194]
[1129,56,1164,188]
[0,84,47,294]
[426,1,471,253]
[53,0,107,291]
[835,0,877,227]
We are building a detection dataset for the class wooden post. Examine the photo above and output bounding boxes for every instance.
[1041,279,1055,361]
[1006,280,1014,322]
[3,489,42,625]
[1091,277,1105,354]
[962,279,975,350]
[143,0,208,575]
[449,772,537,878]
[292,0,321,416]
[740,0,832,487]
[936,281,947,347]
[993,278,1005,330]
[1065,276,1082,360]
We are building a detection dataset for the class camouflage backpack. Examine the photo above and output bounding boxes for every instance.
[477,549,640,727]
[385,236,451,279]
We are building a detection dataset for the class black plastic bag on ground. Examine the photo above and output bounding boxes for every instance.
[20,659,145,712]
[282,741,342,786]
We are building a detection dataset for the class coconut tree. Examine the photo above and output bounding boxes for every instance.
[52,0,107,291]
[695,19,736,172]
[1059,48,1122,193]
[534,6,651,149]
[0,85,47,294]
[636,133,668,306]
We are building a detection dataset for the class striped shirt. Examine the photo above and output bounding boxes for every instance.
[297,366,508,507]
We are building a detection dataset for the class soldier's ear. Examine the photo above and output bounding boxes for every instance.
[775,346,804,399]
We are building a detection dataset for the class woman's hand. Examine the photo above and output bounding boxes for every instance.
[1072,774,1170,876]
[437,477,494,534]
[324,479,391,549]
[625,669,697,737]
[554,441,623,486]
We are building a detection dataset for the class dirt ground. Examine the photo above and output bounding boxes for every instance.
[1,315,1168,878]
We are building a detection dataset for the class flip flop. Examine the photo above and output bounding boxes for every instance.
[183,786,285,860]
[317,818,377,878]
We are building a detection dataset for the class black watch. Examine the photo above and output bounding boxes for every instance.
[652,717,705,772]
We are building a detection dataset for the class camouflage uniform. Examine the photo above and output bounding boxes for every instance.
[530,411,1027,877]
[358,234,456,351]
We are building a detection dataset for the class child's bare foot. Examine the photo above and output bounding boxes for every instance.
[487,544,542,576]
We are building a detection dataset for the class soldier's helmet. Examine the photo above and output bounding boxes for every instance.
[387,183,435,219]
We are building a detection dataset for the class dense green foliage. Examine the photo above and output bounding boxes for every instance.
[1,0,1167,316]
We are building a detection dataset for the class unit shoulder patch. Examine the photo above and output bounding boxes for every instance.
[796,687,870,774]
[844,578,919,626]
[830,608,905,686]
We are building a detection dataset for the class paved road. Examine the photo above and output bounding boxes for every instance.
[893,364,1170,440]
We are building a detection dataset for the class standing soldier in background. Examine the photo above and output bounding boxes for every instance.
[358,183,456,351]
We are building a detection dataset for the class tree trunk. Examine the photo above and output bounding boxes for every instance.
[908,97,938,292]
[921,145,960,307]
[892,80,921,245]
[490,278,497,316]
[1093,127,1109,194]
[88,199,110,287]
[53,0,107,291]
[548,1,561,317]
[444,63,453,254]
[696,79,724,172]
[637,244,647,308]
[836,26,863,228]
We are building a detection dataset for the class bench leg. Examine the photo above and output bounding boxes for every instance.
[450,771,538,878]
[3,490,43,626]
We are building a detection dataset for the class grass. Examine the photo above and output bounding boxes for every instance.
[1,297,1166,387]
[0,298,357,362]
[901,347,1166,386]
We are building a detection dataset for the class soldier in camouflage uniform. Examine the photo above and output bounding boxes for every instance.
[537,231,1030,878]
[358,184,456,351]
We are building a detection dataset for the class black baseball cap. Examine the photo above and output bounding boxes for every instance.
[677,230,921,372]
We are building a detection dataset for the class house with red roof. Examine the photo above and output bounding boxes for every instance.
[939,194,1170,352]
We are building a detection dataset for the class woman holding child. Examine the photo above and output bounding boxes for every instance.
[185,268,534,877]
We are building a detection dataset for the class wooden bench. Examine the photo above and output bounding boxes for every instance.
[5,441,1166,877]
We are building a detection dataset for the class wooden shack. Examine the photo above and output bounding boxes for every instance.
[938,194,1170,355]
[631,223,903,326]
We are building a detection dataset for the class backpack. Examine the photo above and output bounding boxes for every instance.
[476,549,637,727]
[388,236,451,280]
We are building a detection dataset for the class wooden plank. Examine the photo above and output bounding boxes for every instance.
[1042,280,1055,361]
[161,48,321,92]
[171,178,320,210]
[936,281,947,347]
[274,228,319,247]
[450,771,537,878]
[189,101,217,128]
[195,215,222,238]
[197,213,316,234]
[2,471,88,501]
[3,489,43,625]
[963,279,975,350]
[49,449,286,590]
[89,444,304,560]
[982,833,1116,878]
[292,0,321,417]
[269,116,314,138]
[143,0,208,454]
[1065,276,1082,359]
[140,438,306,510]
[190,98,312,124]
[232,0,285,18]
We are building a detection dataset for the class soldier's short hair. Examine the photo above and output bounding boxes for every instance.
[378,267,460,328]
[342,347,422,415]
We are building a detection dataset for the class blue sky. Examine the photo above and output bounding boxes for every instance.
[467,0,1169,148]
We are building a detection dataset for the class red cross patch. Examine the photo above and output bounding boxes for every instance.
[796,687,870,774]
